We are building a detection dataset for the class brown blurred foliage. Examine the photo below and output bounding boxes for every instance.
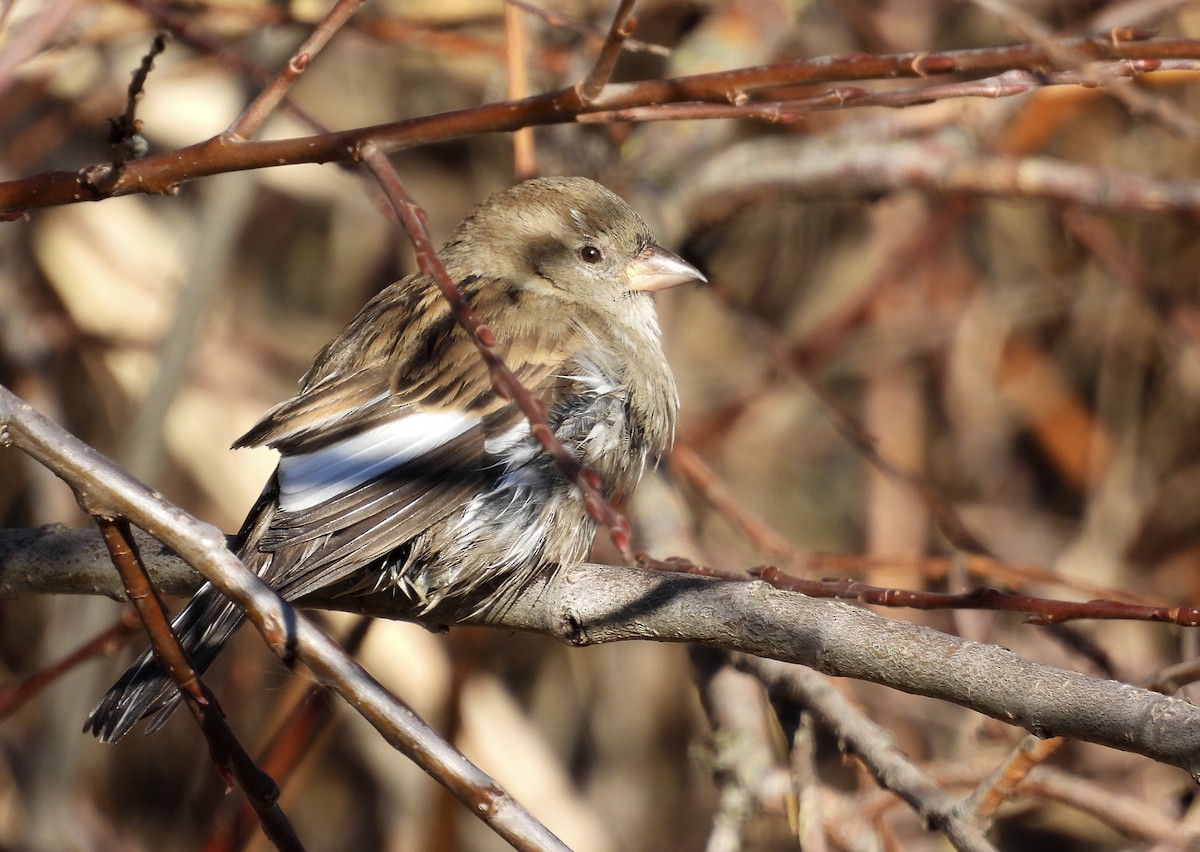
[4,1,1200,850]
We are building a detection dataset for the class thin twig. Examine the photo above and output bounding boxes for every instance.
[127,0,333,133]
[92,516,303,852]
[89,32,168,195]
[969,0,1200,140]
[745,657,998,852]
[752,566,1200,626]
[576,0,637,103]
[358,145,633,558]
[8,36,1200,213]
[0,605,140,719]
[227,0,365,139]
[209,618,375,852]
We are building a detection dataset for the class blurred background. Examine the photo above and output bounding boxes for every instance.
[4,0,1200,849]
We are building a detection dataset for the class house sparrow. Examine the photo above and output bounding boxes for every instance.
[86,176,705,742]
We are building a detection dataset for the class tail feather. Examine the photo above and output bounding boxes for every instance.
[87,479,281,743]
[84,583,247,742]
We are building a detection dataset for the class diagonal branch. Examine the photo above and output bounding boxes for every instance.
[226,0,365,139]
[91,516,302,852]
[576,0,637,103]
[359,146,633,558]
[0,383,570,852]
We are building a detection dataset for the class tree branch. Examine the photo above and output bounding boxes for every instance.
[5,523,1200,778]
[4,35,1200,215]
[0,384,570,852]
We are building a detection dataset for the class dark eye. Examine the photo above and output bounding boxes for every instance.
[579,245,603,264]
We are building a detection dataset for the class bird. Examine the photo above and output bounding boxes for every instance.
[85,176,705,742]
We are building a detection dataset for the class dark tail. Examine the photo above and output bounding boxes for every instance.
[85,479,280,743]
[83,583,247,742]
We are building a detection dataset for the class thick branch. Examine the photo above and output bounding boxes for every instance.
[5,525,1200,778]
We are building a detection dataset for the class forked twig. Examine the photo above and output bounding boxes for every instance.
[576,0,637,103]
[227,0,365,139]
[88,32,168,195]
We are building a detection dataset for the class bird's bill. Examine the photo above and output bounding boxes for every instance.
[625,245,707,292]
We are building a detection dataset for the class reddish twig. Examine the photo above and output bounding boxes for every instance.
[576,0,637,103]
[9,35,1200,214]
[752,565,1200,626]
[208,617,375,852]
[358,145,633,558]
[226,0,365,139]
[89,32,168,195]
[0,605,140,718]
[91,516,302,852]
[609,59,1176,124]
[576,87,870,123]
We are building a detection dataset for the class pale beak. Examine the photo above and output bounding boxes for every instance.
[625,244,707,292]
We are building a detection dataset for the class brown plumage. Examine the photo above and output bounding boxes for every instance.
[86,177,705,742]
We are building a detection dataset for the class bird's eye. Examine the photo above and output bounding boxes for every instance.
[579,245,603,264]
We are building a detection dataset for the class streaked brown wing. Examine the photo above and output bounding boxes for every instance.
[245,404,531,602]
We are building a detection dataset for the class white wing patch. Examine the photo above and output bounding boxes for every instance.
[484,421,532,461]
[277,411,477,512]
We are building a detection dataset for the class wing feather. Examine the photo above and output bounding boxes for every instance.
[229,270,588,601]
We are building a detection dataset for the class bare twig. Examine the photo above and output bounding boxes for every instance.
[968,0,1200,139]
[126,0,333,133]
[576,0,637,103]
[209,618,375,852]
[91,517,302,852]
[0,605,140,719]
[752,565,1200,626]
[89,32,168,195]
[745,657,997,852]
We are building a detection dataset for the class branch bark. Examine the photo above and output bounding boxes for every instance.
[4,523,1200,779]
